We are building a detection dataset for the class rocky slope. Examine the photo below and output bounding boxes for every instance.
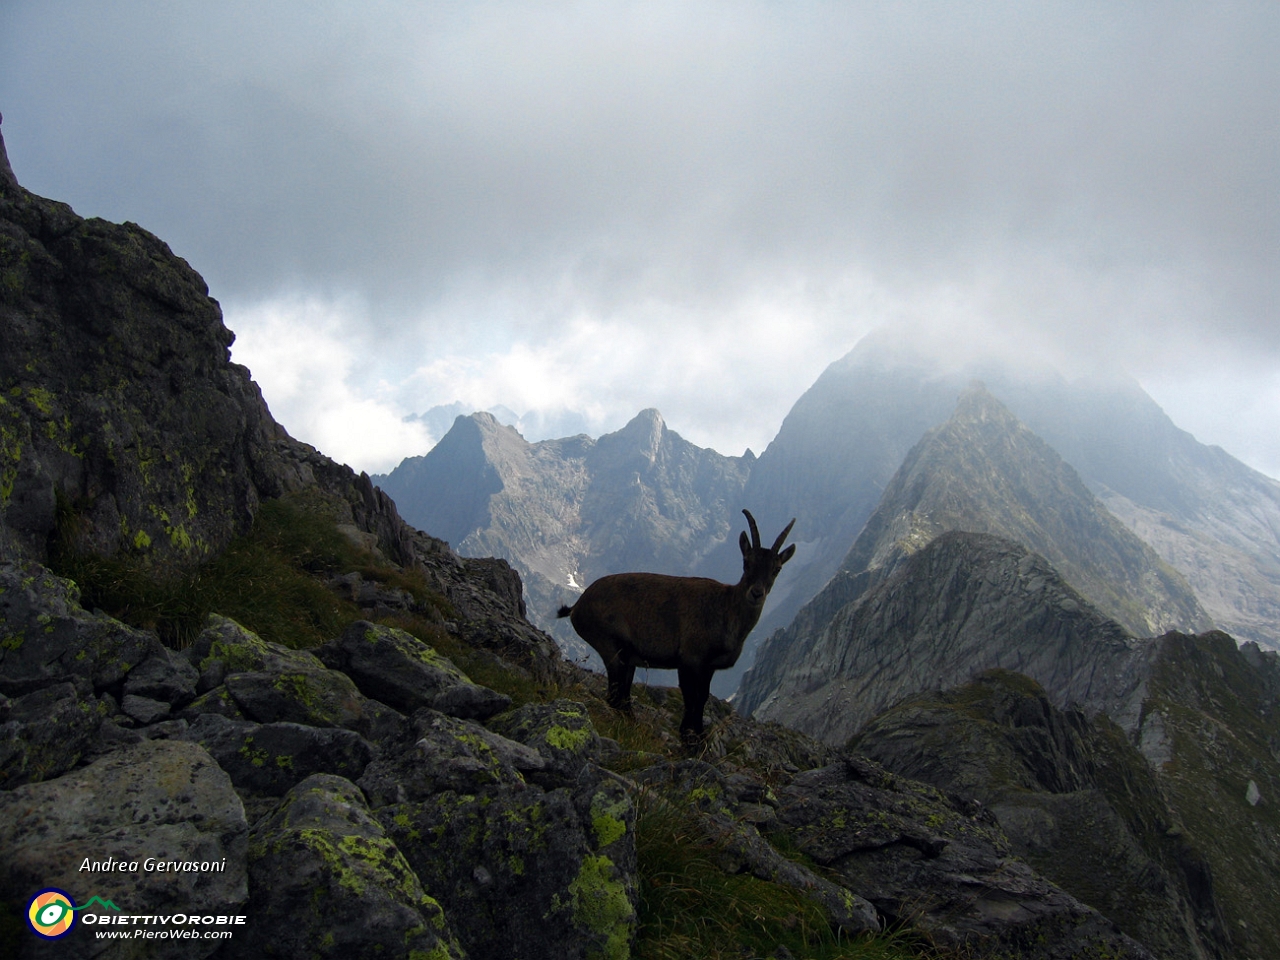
[852,670,1229,960]
[374,408,752,664]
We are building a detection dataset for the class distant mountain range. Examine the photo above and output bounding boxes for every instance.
[376,330,1280,695]
[374,409,751,666]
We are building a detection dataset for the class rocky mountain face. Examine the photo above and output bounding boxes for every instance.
[852,670,1230,960]
[841,382,1209,638]
[0,118,419,575]
[739,523,1280,958]
[374,408,752,663]
[737,531,1156,738]
[738,383,1210,729]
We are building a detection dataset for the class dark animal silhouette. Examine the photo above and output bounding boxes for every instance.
[558,509,796,741]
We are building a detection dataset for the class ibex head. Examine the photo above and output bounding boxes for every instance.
[739,509,797,605]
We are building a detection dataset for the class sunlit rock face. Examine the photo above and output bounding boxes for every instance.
[738,530,1159,741]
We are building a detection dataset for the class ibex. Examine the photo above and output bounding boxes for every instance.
[557,510,796,742]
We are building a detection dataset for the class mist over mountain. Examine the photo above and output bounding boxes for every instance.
[736,378,1210,728]
[844,383,1209,637]
[723,332,1280,671]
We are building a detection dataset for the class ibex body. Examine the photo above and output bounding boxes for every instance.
[558,510,796,741]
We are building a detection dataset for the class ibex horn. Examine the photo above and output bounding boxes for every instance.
[772,519,796,553]
[742,509,762,549]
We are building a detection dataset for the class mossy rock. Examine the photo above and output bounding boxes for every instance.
[381,770,637,960]
[316,620,510,720]
[235,773,464,960]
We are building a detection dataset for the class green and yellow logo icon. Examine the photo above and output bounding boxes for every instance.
[27,888,77,939]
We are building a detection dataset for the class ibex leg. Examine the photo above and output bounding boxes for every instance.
[677,665,712,742]
[605,657,636,714]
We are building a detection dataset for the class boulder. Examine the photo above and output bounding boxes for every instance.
[231,774,464,960]
[0,681,109,788]
[358,708,544,806]
[380,768,637,960]
[0,739,248,959]
[0,561,165,693]
[122,648,199,707]
[487,699,613,786]
[316,620,510,720]
[182,614,373,729]
[182,713,376,797]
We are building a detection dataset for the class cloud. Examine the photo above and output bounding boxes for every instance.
[1,1,1276,475]
[226,295,432,474]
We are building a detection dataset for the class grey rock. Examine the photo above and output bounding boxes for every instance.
[231,774,464,960]
[358,709,544,806]
[140,718,190,740]
[0,561,166,692]
[183,713,376,796]
[177,683,249,723]
[120,692,172,724]
[0,739,248,959]
[486,699,606,785]
[0,681,109,788]
[316,619,511,719]
[766,755,1157,959]
[123,648,199,706]
[222,667,366,728]
[185,613,320,676]
[380,764,637,960]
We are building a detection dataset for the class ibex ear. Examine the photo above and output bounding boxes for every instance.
[778,544,796,565]
[739,530,751,556]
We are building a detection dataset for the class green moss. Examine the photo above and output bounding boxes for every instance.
[590,791,631,849]
[27,387,55,416]
[569,854,635,960]
[547,724,592,752]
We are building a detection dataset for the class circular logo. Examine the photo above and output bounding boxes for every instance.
[27,889,77,939]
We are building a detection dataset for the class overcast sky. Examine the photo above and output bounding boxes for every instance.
[2,2,1277,478]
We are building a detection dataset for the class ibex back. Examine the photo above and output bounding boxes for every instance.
[557,509,796,742]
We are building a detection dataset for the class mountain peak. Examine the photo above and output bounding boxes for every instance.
[953,379,1013,422]
[615,408,666,453]
[835,385,1211,639]
[0,113,17,190]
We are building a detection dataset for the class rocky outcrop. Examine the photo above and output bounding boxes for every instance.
[231,774,466,960]
[0,558,636,959]
[0,116,416,574]
[1137,631,1280,960]
[852,670,1228,960]
[738,531,1157,740]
